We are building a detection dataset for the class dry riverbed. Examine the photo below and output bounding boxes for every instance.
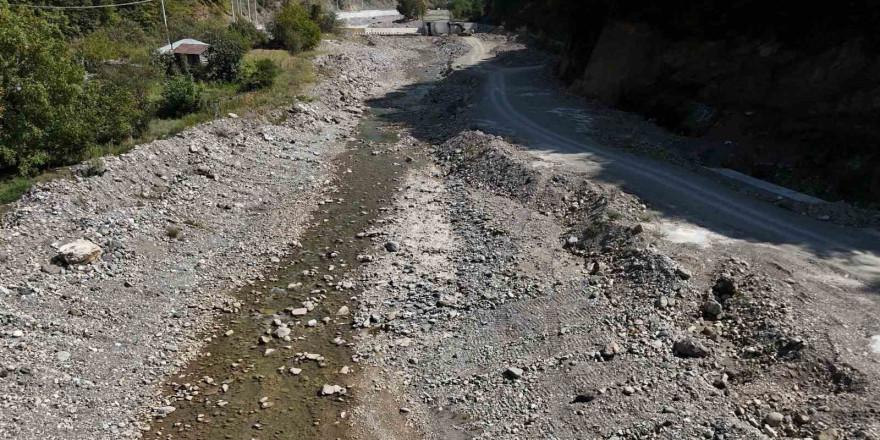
[2,32,879,440]
[0,36,464,440]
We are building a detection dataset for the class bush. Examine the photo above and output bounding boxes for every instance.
[160,74,203,118]
[269,2,321,55]
[449,0,483,19]
[397,0,428,19]
[239,58,280,92]
[0,3,96,175]
[308,4,339,33]
[229,20,268,48]
[203,35,246,82]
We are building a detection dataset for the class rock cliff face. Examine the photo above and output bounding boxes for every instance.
[502,0,880,205]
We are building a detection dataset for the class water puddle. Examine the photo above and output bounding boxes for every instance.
[149,109,415,439]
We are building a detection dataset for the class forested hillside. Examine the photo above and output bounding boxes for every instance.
[485,0,880,207]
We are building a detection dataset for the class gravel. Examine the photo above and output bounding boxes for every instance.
[0,36,432,440]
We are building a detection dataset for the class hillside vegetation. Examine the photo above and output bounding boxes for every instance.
[483,0,880,207]
[0,0,335,203]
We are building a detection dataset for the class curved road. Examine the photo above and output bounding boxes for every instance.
[458,38,880,282]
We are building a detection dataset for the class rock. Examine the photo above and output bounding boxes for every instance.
[264,348,276,356]
[399,407,411,414]
[290,308,308,316]
[41,263,62,275]
[321,384,345,396]
[571,394,595,403]
[274,326,291,338]
[623,386,635,396]
[713,276,737,299]
[601,342,621,360]
[11,330,24,338]
[590,261,607,275]
[307,319,317,327]
[764,412,784,427]
[702,300,723,319]
[675,267,692,280]
[385,241,399,252]
[566,236,579,245]
[57,239,102,264]
[56,351,71,362]
[818,429,839,440]
[289,368,302,375]
[155,406,176,418]
[672,339,710,358]
[793,413,811,425]
[503,367,523,380]
[227,113,239,118]
[632,224,644,234]
[336,306,350,316]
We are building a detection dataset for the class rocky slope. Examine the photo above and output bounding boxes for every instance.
[348,129,879,440]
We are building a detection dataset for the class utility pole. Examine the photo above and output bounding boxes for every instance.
[159,0,170,46]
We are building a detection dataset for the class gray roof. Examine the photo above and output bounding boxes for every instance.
[158,39,209,54]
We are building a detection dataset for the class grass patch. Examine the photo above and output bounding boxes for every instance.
[605,209,623,221]
[183,219,209,230]
[165,226,182,239]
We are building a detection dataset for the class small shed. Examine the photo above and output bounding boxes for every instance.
[158,39,210,66]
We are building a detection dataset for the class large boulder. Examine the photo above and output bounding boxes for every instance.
[57,239,103,264]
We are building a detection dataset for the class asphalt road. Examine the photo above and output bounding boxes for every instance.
[460,38,880,282]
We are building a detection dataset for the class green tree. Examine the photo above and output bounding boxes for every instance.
[449,0,484,19]
[229,20,268,48]
[0,2,95,175]
[308,3,339,33]
[203,35,246,82]
[159,74,203,118]
[270,2,321,54]
[397,0,428,19]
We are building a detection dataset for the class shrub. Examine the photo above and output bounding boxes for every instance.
[449,0,483,20]
[0,3,96,175]
[239,58,280,92]
[229,20,268,48]
[269,2,321,55]
[397,0,428,19]
[308,3,339,33]
[91,64,155,144]
[203,35,246,82]
[160,74,203,118]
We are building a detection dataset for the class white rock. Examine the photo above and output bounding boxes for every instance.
[57,239,102,264]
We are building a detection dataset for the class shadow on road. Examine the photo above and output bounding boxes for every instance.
[366,44,880,286]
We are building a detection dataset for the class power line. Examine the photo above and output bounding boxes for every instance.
[10,0,154,9]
